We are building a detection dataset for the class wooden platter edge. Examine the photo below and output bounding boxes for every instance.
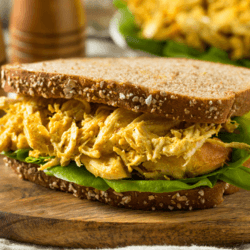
[1,210,250,248]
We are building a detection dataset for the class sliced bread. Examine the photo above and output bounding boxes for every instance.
[2,58,250,123]
[4,157,227,211]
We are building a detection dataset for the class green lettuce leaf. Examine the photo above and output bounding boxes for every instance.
[117,6,164,56]
[2,149,30,161]
[25,156,54,165]
[2,149,54,164]
[241,59,250,68]
[114,1,250,68]
[113,0,127,8]
[162,40,201,59]
[1,150,109,191]
[219,165,250,190]
[199,47,236,65]
[219,113,250,144]
[105,177,216,193]
[47,163,109,191]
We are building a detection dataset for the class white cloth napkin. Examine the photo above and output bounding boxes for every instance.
[1,239,250,250]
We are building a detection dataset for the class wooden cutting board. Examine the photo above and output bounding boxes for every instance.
[0,157,250,249]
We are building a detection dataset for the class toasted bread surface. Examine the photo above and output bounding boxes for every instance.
[2,58,250,123]
[4,157,228,211]
[224,184,240,195]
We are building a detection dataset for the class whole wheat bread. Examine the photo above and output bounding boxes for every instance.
[4,157,228,211]
[2,58,250,123]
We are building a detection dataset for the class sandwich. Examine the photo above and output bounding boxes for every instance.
[1,57,250,211]
[114,0,250,67]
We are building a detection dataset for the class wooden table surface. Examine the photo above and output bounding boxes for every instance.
[0,156,250,248]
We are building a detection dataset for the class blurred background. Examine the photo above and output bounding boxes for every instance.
[0,0,114,29]
[0,0,138,60]
[0,0,250,65]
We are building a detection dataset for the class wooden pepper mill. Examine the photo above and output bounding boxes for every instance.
[9,0,85,63]
[0,18,6,66]
[0,17,6,117]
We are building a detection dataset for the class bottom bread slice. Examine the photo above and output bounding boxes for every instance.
[4,157,230,211]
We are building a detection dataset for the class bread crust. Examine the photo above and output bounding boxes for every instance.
[2,58,250,123]
[4,157,228,211]
[224,184,240,195]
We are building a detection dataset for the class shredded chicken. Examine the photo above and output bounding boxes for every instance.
[0,95,248,180]
[126,0,250,59]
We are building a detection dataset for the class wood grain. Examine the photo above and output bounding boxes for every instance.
[9,0,85,63]
[0,19,7,117]
[9,48,85,63]
[10,0,85,35]
[10,39,85,56]
[0,156,250,248]
[0,19,6,65]
[10,27,85,46]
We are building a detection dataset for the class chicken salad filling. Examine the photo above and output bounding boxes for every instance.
[0,95,249,180]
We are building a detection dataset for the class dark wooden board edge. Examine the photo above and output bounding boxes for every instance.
[1,210,250,248]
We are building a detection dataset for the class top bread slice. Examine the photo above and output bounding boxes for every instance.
[1,57,250,123]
